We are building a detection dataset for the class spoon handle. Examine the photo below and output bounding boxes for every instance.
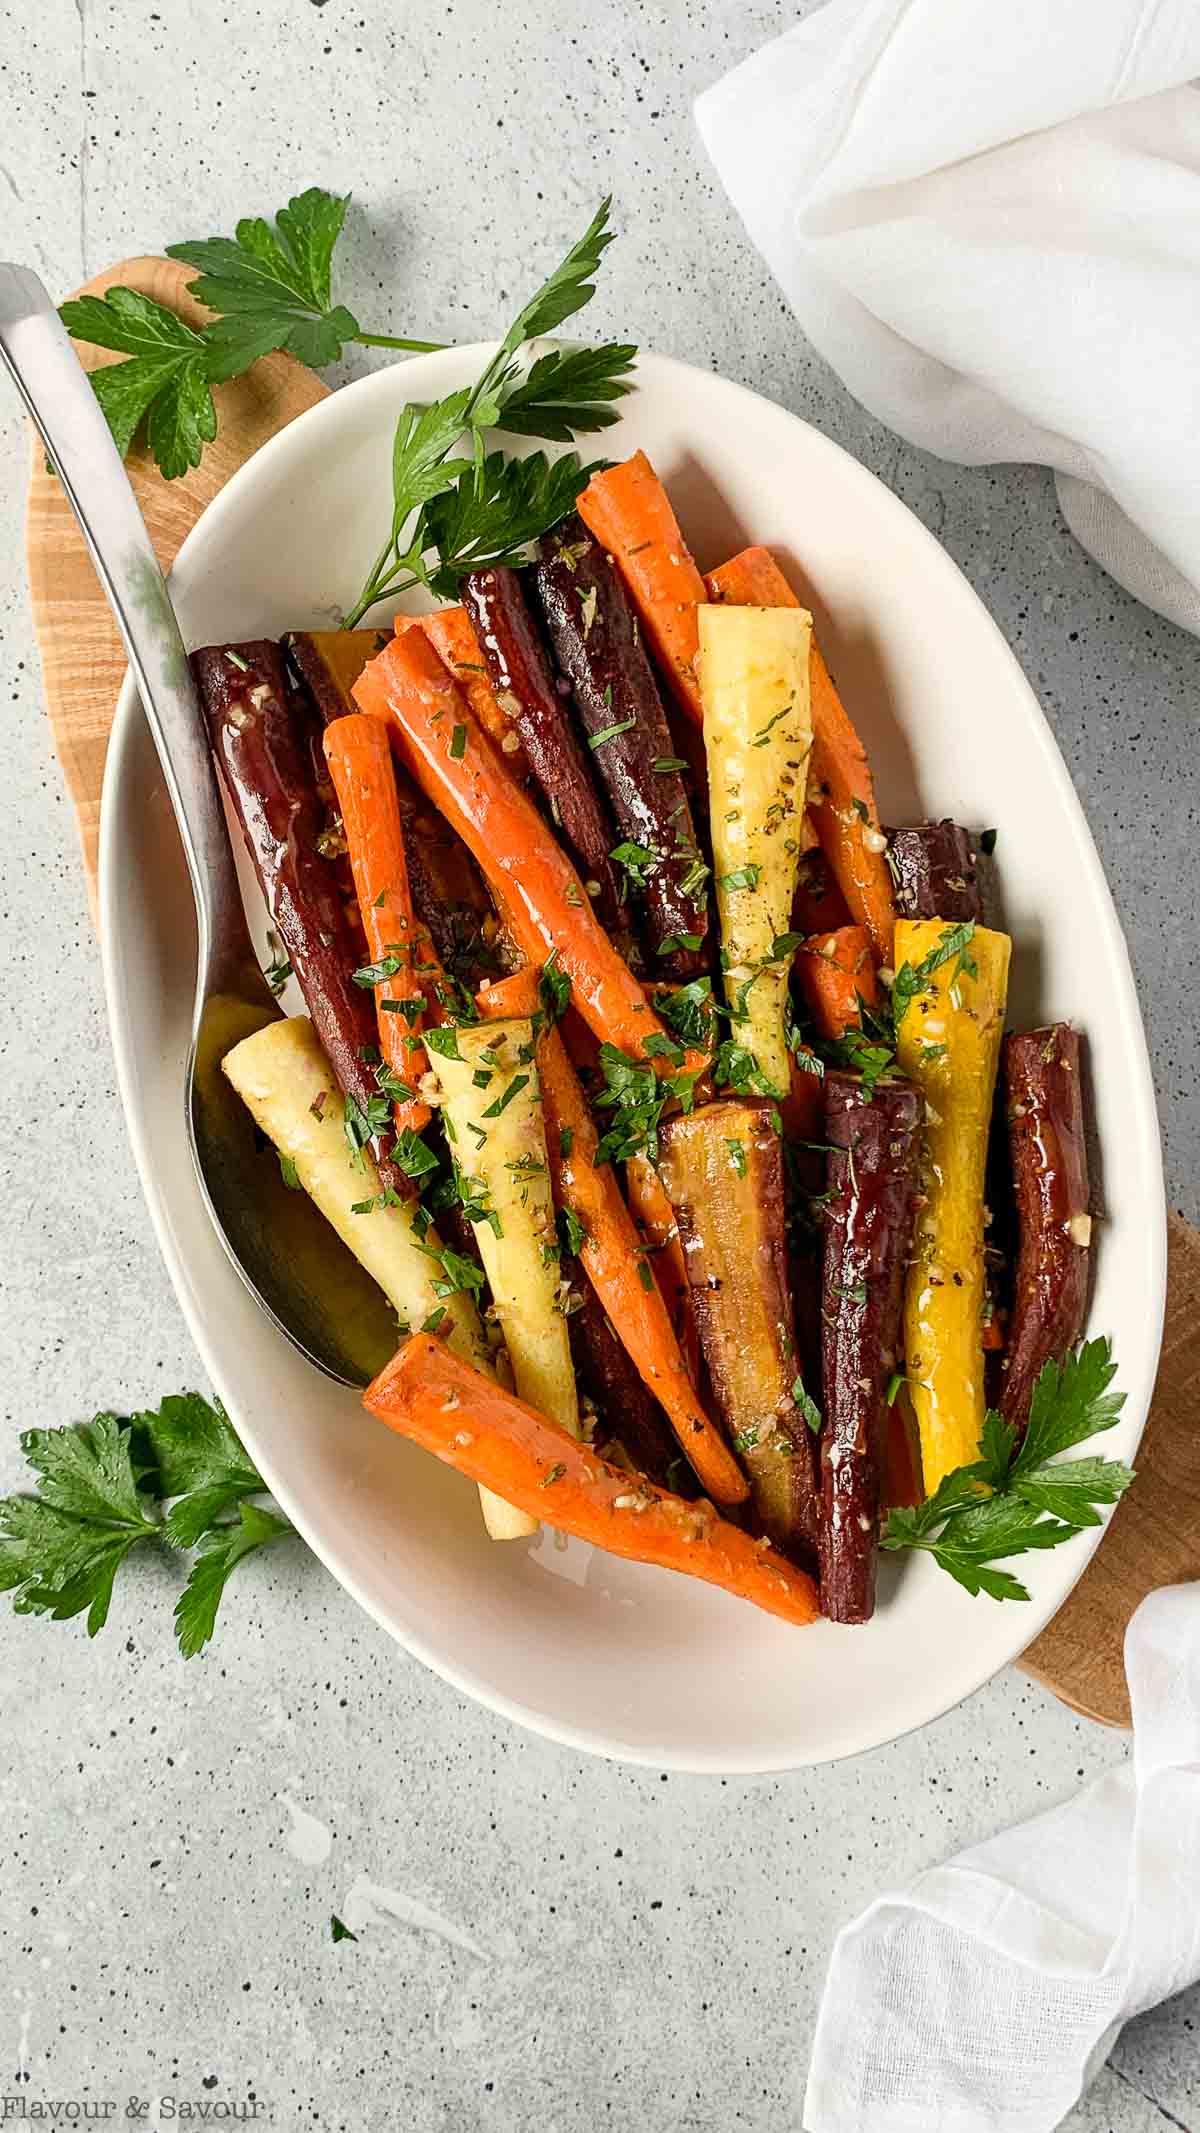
[0,263,243,986]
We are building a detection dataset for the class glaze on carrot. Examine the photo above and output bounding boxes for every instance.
[395,607,525,772]
[577,450,708,725]
[475,971,748,1508]
[626,1153,701,1383]
[706,547,896,962]
[322,714,442,1139]
[795,926,879,1042]
[365,1338,815,1625]
[353,630,669,1064]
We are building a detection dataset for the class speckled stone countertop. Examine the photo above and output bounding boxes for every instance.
[1,3,1196,2127]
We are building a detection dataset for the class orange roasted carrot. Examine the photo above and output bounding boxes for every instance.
[476,964,541,1022]
[706,546,897,964]
[795,925,880,1042]
[577,450,708,726]
[474,974,747,1508]
[323,713,440,1138]
[354,630,669,1065]
[793,845,852,936]
[396,607,527,773]
[366,1337,814,1624]
[626,1153,701,1383]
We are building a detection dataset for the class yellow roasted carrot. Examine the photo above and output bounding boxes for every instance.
[894,921,1012,1492]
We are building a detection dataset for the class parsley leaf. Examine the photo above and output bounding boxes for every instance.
[494,197,619,357]
[493,342,637,441]
[174,1501,291,1658]
[138,1390,268,1547]
[882,1339,1132,1599]
[0,1394,293,1653]
[58,289,217,477]
[331,1915,358,1945]
[1012,1338,1125,1471]
[343,201,634,625]
[167,188,364,373]
[0,1414,160,1637]
[418,448,602,602]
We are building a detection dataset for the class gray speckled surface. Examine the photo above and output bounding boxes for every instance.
[1,2,1197,2126]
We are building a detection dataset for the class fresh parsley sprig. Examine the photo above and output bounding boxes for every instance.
[342,199,636,625]
[61,189,442,481]
[882,1339,1132,1600]
[0,1393,292,1655]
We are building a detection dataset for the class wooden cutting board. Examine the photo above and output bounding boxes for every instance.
[24,257,1200,1729]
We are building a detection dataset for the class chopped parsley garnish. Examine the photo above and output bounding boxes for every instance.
[610,840,662,890]
[393,1128,440,1179]
[432,1250,487,1299]
[656,932,703,956]
[792,1375,822,1434]
[725,1139,747,1178]
[891,921,977,1027]
[343,1091,391,1164]
[589,716,637,750]
[540,1462,568,1488]
[540,950,571,1024]
[481,1073,530,1119]
[263,939,292,997]
[424,1026,464,1062]
[278,1152,301,1191]
[352,953,406,989]
[557,1206,587,1258]
[751,701,794,747]
[653,756,687,774]
[449,723,468,760]
[720,865,760,893]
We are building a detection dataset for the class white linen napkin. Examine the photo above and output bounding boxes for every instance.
[695,0,1200,632]
[802,1585,1200,2133]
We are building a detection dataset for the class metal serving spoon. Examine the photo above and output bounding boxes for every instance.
[0,265,397,1387]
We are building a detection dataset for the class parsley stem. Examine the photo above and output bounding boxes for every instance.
[343,568,423,630]
[354,332,447,354]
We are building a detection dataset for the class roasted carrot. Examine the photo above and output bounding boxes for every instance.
[577,450,708,726]
[706,547,896,963]
[354,630,670,1064]
[477,963,541,1022]
[793,845,852,936]
[395,607,526,773]
[322,714,441,1138]
[475,973,747,1508]
[795,926,879,1043]
[366,1338,815,1625]
[626,1153,701,1383]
